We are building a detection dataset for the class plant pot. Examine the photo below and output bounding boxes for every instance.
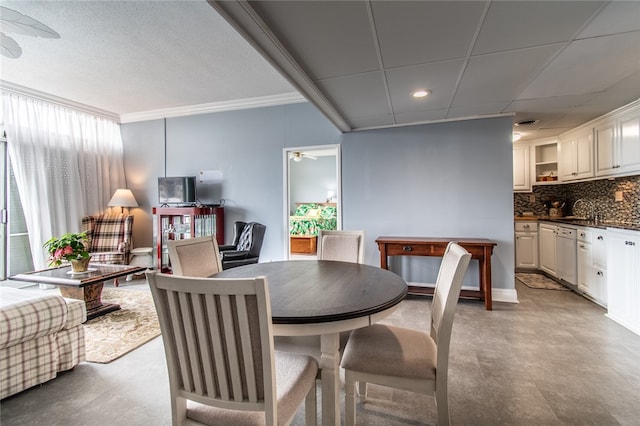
[70,257,91,273]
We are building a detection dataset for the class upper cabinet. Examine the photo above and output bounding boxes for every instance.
[513,144,531,192]
[533,140,558,185]
[596,107,640,178]
[559,128,594,181]
[516,100,640,188]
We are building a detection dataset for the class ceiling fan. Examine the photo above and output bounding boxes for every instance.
[290,151,318,162]
[0,6,60,59]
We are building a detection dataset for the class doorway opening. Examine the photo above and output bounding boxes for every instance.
[283,145,341,259]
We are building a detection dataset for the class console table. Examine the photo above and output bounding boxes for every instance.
[376,236,497,310]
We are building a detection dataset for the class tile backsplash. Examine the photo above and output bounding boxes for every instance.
[514,175,640,224]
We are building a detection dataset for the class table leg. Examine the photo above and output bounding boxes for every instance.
[59,282,120,320]
[482,247,493,310]
[320,332,340,426]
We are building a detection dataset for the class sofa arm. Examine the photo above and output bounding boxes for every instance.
[0,288,67,350]
[221,250,250,260]
[219,244,236,252]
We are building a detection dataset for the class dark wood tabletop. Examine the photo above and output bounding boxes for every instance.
[214,260,408,324]
[10,263,146,287]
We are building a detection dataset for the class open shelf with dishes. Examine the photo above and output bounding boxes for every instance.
[534,142,559,183]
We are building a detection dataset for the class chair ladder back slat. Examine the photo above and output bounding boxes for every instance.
[191,293,217,399]
[178,291,205,395]
[186,292,209,396]
[220,294,244,402]
[205,293,228,401]
[235,294,259,403]
[166,290,194,393]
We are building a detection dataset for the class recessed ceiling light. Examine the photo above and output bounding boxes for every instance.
[412,89,431,98]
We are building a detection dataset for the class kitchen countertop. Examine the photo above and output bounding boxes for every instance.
[514,216,640,232]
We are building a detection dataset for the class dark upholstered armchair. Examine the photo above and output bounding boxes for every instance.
[219,221,266,270]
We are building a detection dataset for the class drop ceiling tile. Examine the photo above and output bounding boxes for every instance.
[316,71,390,120]
[473,1,604,55]
[385,59,465,113]
[371,1,485,68]
[578,1,640,38]
[250,1,379,80]
[348,114,395,130]
[506,94,598,113]
[453,44,564,107]
[520,32,640,99]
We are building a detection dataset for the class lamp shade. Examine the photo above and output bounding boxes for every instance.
[108,189,138,208]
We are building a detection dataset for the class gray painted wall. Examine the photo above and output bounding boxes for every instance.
[121,102,515,292]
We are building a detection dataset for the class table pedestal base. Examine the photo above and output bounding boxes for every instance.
[59,283,120,320]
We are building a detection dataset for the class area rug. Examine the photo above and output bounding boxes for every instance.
[84,288,160,363]
[515,273,570,291]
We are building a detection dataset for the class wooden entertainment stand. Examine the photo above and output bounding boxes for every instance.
[376,236,497,310]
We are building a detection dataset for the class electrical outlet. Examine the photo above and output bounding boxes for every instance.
[529,194,536,203]
[615,191,623,202]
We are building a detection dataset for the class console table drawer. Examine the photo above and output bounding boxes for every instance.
[385,243,445,256]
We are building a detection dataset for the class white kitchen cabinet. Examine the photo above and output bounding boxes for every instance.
[596,112,640,177]
[607,228,640,335]
[577,227,607,307]
[618,113,640,174]
[515,221,538,268]
[595,122,616,176]
[559,129,594,181]
[532,140,558,184]
[513,144,531,192]
[577,232,591,292]
[539,223,558,277]
[556,227,577,285]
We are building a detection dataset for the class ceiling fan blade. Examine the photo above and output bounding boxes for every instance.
[0,7,60,39]
[305,155,318,160]
[0,32,22,58]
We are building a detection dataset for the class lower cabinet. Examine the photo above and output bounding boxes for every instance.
[577,227,607,307]
[538,223,558,277]
[607,228,640,334]
[515,221,538,268]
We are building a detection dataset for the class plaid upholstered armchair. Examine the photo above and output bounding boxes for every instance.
[81,213,134,265]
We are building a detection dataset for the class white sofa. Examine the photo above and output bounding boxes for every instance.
[0,287,86,399]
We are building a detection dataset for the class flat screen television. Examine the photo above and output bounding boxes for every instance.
[158,176,197,205]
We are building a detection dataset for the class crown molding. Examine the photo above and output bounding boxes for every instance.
[119,92,307,123]
[0,80,120,122]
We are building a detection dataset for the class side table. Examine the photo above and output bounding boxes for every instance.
[126,247,154,281]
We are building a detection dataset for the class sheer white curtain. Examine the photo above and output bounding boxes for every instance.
[1,92,126,269]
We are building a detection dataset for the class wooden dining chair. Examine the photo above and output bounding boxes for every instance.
[316,230,365,264]
[340,241,471,426]
[147,271,319,426]
[167,235,222,277]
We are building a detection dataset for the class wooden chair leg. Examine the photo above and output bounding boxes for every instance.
[436,384,450,426]
[358,381,367,398]
[344,371,356,426]
[304,382,317,426]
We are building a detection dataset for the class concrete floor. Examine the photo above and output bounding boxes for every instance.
[1,279,640,425]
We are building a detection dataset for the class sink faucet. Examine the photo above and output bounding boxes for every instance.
[572,198,595,220]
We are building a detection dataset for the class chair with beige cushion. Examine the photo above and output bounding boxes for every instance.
[316,230,365,264]
[81,213,133,265]
[167,235,222,277]
[146,271,318,426]
[340,241,471,425]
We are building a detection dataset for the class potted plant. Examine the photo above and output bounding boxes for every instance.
[43,231,91,272]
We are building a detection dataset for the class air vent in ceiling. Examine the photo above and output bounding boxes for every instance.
[514,119,540,127]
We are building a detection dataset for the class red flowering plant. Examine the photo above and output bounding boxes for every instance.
[43,231,90,267]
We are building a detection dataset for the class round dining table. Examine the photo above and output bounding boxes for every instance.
[214,260,408,425]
